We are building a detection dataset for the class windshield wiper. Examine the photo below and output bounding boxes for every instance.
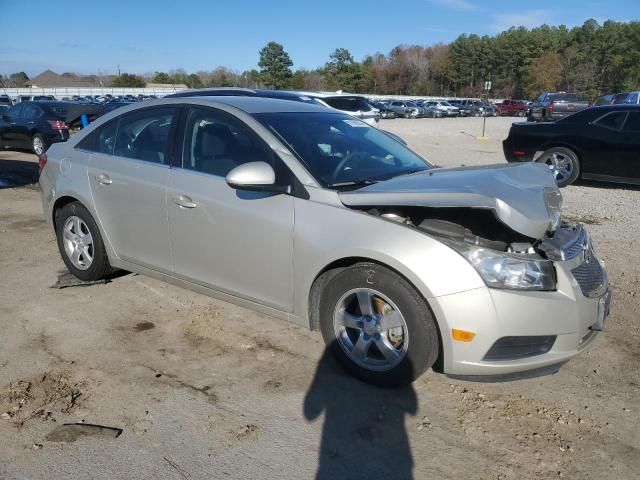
[325,178,379,188]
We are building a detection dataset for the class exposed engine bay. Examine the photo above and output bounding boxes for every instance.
[364,206,559,257]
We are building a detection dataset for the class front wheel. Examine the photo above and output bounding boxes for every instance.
[319,263,439,387]
[55,202,112,281]
[536,147,580,187]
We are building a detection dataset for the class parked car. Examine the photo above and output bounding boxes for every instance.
[504,105,640,187]
[595,93,616,106]
[529,92,591,122]
[0,101,70,154]
[0,94,13,107]
[307,93,380,125]
[496,99,529,117]
[370,102,397,119]
[424,101,459,117]
[417,101,444,118]
[40,96,609,386]
[387,101,419,118]
[612,91,640,105]
[448,100,472,116]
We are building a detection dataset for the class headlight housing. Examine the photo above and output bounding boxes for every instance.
[544,187,563,232]
[448,242,556,291]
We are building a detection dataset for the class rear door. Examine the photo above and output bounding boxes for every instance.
[87,106,178,272]
[167,105,294,311]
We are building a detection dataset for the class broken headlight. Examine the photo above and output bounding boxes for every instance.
[544,187,563,233]
[449,243,556,291]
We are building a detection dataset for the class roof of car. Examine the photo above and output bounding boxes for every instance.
[182,95,332,114]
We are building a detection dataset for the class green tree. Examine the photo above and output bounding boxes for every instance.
[153,71,171,83]
[112,73,146,88]
[8,72,29,87]
[258,41,293,89]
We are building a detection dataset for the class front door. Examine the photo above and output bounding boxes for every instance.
[167,106,294,311]
[619,111,640,181]
[87,106,177,272]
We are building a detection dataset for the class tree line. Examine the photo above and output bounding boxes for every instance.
[3,19,638,100]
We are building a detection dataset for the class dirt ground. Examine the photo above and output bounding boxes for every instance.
[1,117,639,480]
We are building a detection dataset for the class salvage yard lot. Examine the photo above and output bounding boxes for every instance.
[1,116,639,479]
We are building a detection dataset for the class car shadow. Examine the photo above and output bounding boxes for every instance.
[303,344,417,480]
[575,178,640,192]
[0,157,39,189]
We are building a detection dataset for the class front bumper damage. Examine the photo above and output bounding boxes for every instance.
[432,223,610,377]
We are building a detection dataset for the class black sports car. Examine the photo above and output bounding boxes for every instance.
[503,105,640,187]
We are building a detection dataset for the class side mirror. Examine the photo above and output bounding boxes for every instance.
[226,161,290,193]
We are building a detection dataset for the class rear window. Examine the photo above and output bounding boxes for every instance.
[594,111,627,130]
[613,93,630,104]
[323,97,372,112]
[47,105,68,116]
[548,93,579,102]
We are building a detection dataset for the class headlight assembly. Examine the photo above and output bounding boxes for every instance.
[544,187,563,233]
[448,242,556,291]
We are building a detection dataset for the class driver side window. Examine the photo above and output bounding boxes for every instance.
[182,107,274,178]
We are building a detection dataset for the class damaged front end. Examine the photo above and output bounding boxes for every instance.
[338,163,578,292]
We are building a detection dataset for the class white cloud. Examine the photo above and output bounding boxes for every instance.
[428,0,479,12]
[492,9,553,31]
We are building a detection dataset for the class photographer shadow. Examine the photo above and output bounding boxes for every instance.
[303,344,417,480]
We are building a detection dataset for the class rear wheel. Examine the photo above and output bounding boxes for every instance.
[55,202,111,281]
[32,134,45,155]
[319,263,439,387]
[536,147,580,187]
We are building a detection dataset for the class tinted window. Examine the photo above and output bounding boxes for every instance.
[7,104,23,117]
[22,104,43,118]
[183,106,273,177]
[76,120,118,154]
[627,93,639,104]
[47,105,68,116]
[548,93,579,101]
[594,112,627,130]
[114,108,175,164]
[623,112,640,132]
[613,93,630,104]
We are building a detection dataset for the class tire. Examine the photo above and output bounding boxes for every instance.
[318,263,439,387]
[535,147,581,187]
[32,133,46,155]
[517,110,526,117]
[55,202,111,281]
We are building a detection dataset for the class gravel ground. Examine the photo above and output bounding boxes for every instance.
[0,117,639,480]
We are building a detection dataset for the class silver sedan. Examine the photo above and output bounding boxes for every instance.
[39,96,610,386]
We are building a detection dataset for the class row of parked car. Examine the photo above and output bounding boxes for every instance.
[371,99,498,119]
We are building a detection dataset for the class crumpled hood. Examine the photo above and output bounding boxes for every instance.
[339,162,558,239]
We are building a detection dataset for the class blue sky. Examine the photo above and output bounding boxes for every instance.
[0,0,638,77]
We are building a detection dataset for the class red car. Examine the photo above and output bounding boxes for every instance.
[496,99,529,117]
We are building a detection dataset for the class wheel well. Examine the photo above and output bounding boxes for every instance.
[52,196,79,230]
[307,257,445,372]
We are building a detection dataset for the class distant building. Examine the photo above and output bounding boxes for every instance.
[26,69,104,88]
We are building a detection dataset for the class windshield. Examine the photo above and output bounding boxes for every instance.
[254,112,431,188]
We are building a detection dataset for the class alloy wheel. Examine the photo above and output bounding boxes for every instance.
[62,216,94,270]
[540,151,574,183]
[333,288,409,371]
[32,136,44,155]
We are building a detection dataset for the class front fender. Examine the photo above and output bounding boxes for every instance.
[291,197,484,327]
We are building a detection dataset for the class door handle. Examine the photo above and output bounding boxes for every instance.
[95,173,112,185]
[173,195,198,209]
